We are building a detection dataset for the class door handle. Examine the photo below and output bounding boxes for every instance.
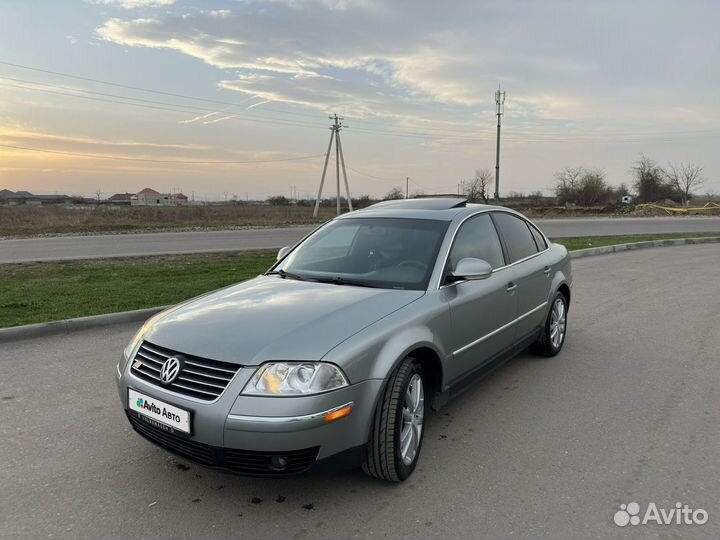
[506,282,517,294]
[543,266,552,277]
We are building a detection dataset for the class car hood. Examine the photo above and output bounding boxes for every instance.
[143,275,424,365]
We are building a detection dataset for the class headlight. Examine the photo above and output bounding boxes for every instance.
[242,362,349,396]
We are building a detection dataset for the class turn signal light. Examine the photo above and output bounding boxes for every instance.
[324,404,353,423]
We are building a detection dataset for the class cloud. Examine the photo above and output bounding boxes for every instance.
[95,0,720,137]
[0,129,208,153]
[86,0,175,8]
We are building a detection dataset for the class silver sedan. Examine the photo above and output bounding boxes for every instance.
[116,198,572,482]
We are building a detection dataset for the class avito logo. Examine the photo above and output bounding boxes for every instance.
[134,395,182,425]
[614,502,708,527]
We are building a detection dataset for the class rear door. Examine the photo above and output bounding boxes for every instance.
[442,213,519,383]
[491,212,553,342]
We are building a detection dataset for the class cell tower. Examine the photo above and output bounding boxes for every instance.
[494,87,506,201]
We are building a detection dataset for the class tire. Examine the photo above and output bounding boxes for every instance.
[531,290,568,357]
[362,357,426,482]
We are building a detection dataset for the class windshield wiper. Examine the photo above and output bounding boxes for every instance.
[265,269,307,281]
[314,276,381,288]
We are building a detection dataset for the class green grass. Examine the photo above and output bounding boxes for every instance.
[1,232,718,328]
[0,251,276,328]
[552,232,720,251]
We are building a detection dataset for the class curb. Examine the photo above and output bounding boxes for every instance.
[0,305,168,343]
[2,236,719,342]
[569,235,720,259]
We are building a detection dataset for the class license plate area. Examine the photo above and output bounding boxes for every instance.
[128,388,191,435]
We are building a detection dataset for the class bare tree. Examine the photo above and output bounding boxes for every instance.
[555,167,612,205]
[577,169,610,206]
[465,168,493,203]
[554,167,583,204]
[632,154,678,203]
[666,162,704,207]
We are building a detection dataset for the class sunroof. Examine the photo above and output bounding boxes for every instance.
[368,197,467,210]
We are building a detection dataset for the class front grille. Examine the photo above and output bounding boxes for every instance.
[131,341,241,401]
[224,447,320,475]
[127,412,216,466]
[126,412,320,476]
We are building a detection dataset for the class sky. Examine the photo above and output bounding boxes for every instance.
[0,0,718,201]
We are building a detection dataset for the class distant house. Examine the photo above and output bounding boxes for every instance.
[131,187,188,206]
[132,187,164,206]
[0,189,71,205]
[108,192,135,205]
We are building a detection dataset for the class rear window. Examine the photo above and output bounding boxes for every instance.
[529,224,548,251]
[492,213,539,262]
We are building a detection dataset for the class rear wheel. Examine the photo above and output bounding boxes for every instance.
[531,290,568,357]
[362,357,426,482]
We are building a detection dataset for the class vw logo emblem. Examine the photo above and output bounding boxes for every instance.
[160,356,182,385]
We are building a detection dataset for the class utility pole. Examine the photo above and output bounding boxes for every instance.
[406,177,409,199]
[314,114,353,217]
[494,87,506,201]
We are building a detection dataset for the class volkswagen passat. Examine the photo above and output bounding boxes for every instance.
[117,198,572,481]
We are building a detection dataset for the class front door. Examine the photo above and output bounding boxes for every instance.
[442,214,519,384]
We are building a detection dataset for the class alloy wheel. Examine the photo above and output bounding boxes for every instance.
[400,373,424,466]
[549,297,567,349]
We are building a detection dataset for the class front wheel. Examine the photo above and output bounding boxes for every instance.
[531,290,568,357]
[362,357,426,482]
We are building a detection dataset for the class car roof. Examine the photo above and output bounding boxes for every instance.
[335,197,514,221]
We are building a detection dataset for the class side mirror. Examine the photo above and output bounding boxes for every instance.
[276,246,291,261]
[449,258,493,282]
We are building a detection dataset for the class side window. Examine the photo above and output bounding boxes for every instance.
[449,214,505,270]
[492,213,539,262]
[529,224,548,251]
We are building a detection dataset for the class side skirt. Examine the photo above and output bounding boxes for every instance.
[431,327,542,411]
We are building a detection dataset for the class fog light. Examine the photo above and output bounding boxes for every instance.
[269,455,289,470]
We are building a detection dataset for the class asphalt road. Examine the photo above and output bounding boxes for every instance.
[2,216,720,263]
[2,244,720,539]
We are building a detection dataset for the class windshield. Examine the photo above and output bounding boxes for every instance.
[270,218,449,290]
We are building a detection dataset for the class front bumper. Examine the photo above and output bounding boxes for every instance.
[117,358,383,476]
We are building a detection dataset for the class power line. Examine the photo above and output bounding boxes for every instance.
[1,74,486,140]
[344,165,399,182]
[0,59,273,110]
[1,76,498,140]
[0,59,343,124]
[0,59,490,132]
[0,143,325,164]
[3,60,720,146]
[0,79,329,131]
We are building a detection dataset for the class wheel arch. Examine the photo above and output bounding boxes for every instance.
[557,282,571,307]
[406,346,444,408]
